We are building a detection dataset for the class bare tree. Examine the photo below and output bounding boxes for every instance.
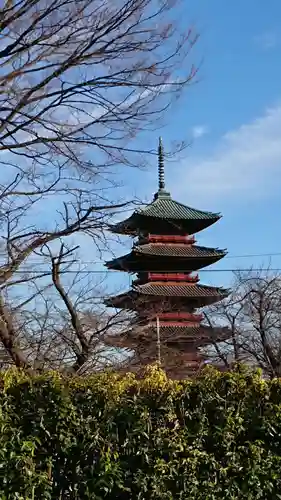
[0,242,131,372]
[204,270,281,378]
[0,0,197,370]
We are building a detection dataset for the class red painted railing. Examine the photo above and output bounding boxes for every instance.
[157,312,203,322]
[145,234,196,244]
[148,272,199,283]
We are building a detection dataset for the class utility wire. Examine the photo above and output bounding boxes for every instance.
[1,251,281,270]
[0,252,281,262]
[225,252,281,259]
[1,268,281,275]
[0,252,280,275]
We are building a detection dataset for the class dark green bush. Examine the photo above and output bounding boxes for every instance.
[1,365,281,499]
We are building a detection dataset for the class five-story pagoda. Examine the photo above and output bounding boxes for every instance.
[104,139,230,378]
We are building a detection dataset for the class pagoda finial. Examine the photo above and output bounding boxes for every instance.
[158,136,165,190]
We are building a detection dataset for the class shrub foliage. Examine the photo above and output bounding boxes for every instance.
[1,365,281,499]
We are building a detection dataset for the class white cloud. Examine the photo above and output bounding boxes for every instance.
[173,103,281,204]
[191,125,208,139]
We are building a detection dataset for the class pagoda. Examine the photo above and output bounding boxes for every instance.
[104,139,230,378]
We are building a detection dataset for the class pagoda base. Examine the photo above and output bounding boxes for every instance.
[119,349,207,379]
[105,322,232,379]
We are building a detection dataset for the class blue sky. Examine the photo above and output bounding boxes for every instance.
[104,0,281,293]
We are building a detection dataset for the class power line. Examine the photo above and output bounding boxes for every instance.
[225,252,281,259]
[0,252,281,275]
[1,250,281,266]
[1,250,281,268]
[1,268,281,275]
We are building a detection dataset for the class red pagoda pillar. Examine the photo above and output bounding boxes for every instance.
[104,138,230,378]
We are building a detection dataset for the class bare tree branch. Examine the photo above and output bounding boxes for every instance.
[204,269,281,377]
[0,0,197,370]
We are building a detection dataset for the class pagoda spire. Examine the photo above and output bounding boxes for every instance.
[158,137,165,191]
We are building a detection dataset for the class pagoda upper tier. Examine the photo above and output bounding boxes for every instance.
[109,191,221,236]
[109,136,221,237]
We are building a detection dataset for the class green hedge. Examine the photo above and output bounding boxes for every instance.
[1,365,281,499]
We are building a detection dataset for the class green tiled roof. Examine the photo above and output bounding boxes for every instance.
[138,192,220,220]
[132,282,229,298]
[109,192,221,235]
[104,283,230,309]
[134,243,226,258]
[105,244,227,272]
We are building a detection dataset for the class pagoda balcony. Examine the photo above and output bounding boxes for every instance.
[148,272,199,283]
[135,307,195,320]
[133,272,199,285]
[137,233,196,245]
[156,312,203,322]
[154,320,200,328]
